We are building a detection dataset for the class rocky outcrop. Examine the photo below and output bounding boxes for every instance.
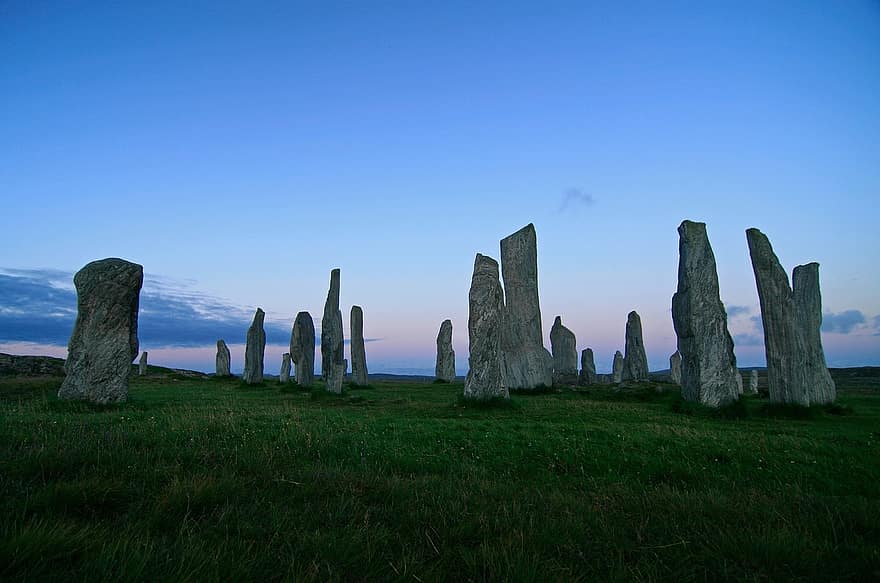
[578,348,597,386]
[463,254,508,400]
[216,340,231,377]
[321,269,344,381]
[669,350,682,385]
[621,311,649,381]
[612,351,624,384]
[290,311,315,387]
[58,258,143,404]
[499,224,553,390]
[280,353,291,383]
[139,351,148,376]
[350,305,368,386]
[748,369,759,395]
[435,319,456,382]
[550,316,578,385]
[747,228,836,405]
[242,308,266,384]
[671,220,740,407]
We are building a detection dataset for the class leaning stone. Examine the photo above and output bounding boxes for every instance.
[290,311,315,387]
[435,319,456,382]
[579,348,597,386]
[463,254,508,400]
[216,339,231,377]
[242,308,266,384]
[669,350,682,385]
[550,316,578,385]
[612,351,624,384]
[622,311,649,381]
[321,269,344,381]
[280,353,291,383]
[139,351,148,376]
[350,305,369,386]
[748,369,759,395]
[58,258,143,404]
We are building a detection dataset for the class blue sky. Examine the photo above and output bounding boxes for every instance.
[2,1,878,374]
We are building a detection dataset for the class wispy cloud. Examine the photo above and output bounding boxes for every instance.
[733,333,764,347]
[726,305,750,318]
[821,310,866,334]
[557,188,595,213]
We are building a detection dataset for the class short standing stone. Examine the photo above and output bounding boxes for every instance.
[139,351,148,376]
[290,311,315,387]
[321,269,344,381]
[463,254,508,400]
[748,369,759,395]
[216,339,231,377]
[58,258,143,404]
[280,353,291,383]
[736,370,744,395]
[350,305,369,386]
[435,319,456,382]
[612,350,624,384]
[622,311,649,381]
[550,316,578,385]
[669,350,682,385]
[242,308,266,384]
[578,348,597,386]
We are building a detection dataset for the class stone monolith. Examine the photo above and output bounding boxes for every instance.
[579,348,597,386]
[350,305,368,386]
[58,258,143,404]
[612,351,624,383]
[279,353,291,383]
[621,311,649,381]
[736,370,744,395]
[216,339,231,377]
[139,351,148,376]
[327,362,345,394]
[669,350,682,385]
[321,269,344,381]
[463,254,508,400]
[550,316,578,385]
[290,311,315,387]
[748,369,759,395]
[242,308,266,384]
[435,319,456,382]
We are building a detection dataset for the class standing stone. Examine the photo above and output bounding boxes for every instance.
[550,316,578,385]
[669,350,682,385]
[748,369,759,395]
[216,339,231,377]
[435,319,456,382]
[279,353,291,383]
[736,370,744,395]
[138,351,148,376]
[242,308,266,384]
[578,348,597,386]
[463,254,508,400]
[621,311,649,381]
[290,311,315,387]
[58,258,143,404]
[612,351,624,384]
[327,362,345,394]
[499,224,553,390]
[671,221,740,407]
[747,228,836,405]
[321,269,344,381]
[350,305,369,386]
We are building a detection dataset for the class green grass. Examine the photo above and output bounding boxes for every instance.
[1,373,878,581]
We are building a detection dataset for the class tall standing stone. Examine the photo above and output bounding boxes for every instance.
[290,311,315,387]
[464,254,508,400]
[279,353,291,383]
[321,269,344,382]
[216,339,231,377]
[139,351,148,376]
[435,319,456,382]
[669,350,682,385]
[550,316,578,385]
[350,305,369,386]
[622,311,649,381]
[579,348,597,386]
[748,369,759,395]
[612,350,624,384]
[327,362,345,394]
[242,308,266,385]
[499,224,553,390]
[58,258,143,404]
[671,220,740,407]
[747,228,836,405]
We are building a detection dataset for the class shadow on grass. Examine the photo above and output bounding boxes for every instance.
[758,401,855,419]
[454,394,519,410]
[671,396,749,419]
[509,384,557,396]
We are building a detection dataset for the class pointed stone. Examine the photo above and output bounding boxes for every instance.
[242,308,266,384]
[499,224,553,390]
[350,305,368,386]
[622,311,649,381]
[671,221,740,406]
[612,351,624,384]
[579,348,597,386]
[748,369,759,395]
[669,350,682,385]
[139,351,148,376]
[58,258,143,404]
[747,228,836,405]
[550,316,578,385]
[321,269,344,381]
[290,311,315,387]
[435,319,456,382]
[279,353,291,383]
[464,254,508,400]
[216,339,231,377]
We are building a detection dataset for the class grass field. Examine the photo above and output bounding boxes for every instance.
[1,369,878,581]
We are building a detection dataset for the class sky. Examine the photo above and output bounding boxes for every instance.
[1,1,879,375]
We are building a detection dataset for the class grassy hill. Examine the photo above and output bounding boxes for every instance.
[1,370,878,581]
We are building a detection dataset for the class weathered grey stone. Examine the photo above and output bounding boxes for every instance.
[327,362,345,394]
[671,221,740,407]
[612,351,624,384]
[621,311,649,381]
[350,305,368,386]
[748,369,759,395]
[290,311,315,387]
[279,353,291,383]
[58,258,143,404]
[550,316,578,385]
[499,224,553,390]
[578,348,597,386]
[747,228,836,405]
[435,319,456,382]
[736,370,744,395]
[216,339,231,377]
[321,269,344,381]
[139,351,148,376]
[242,308,266,384]
[464,254,508,400]
[669,350,682,385]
